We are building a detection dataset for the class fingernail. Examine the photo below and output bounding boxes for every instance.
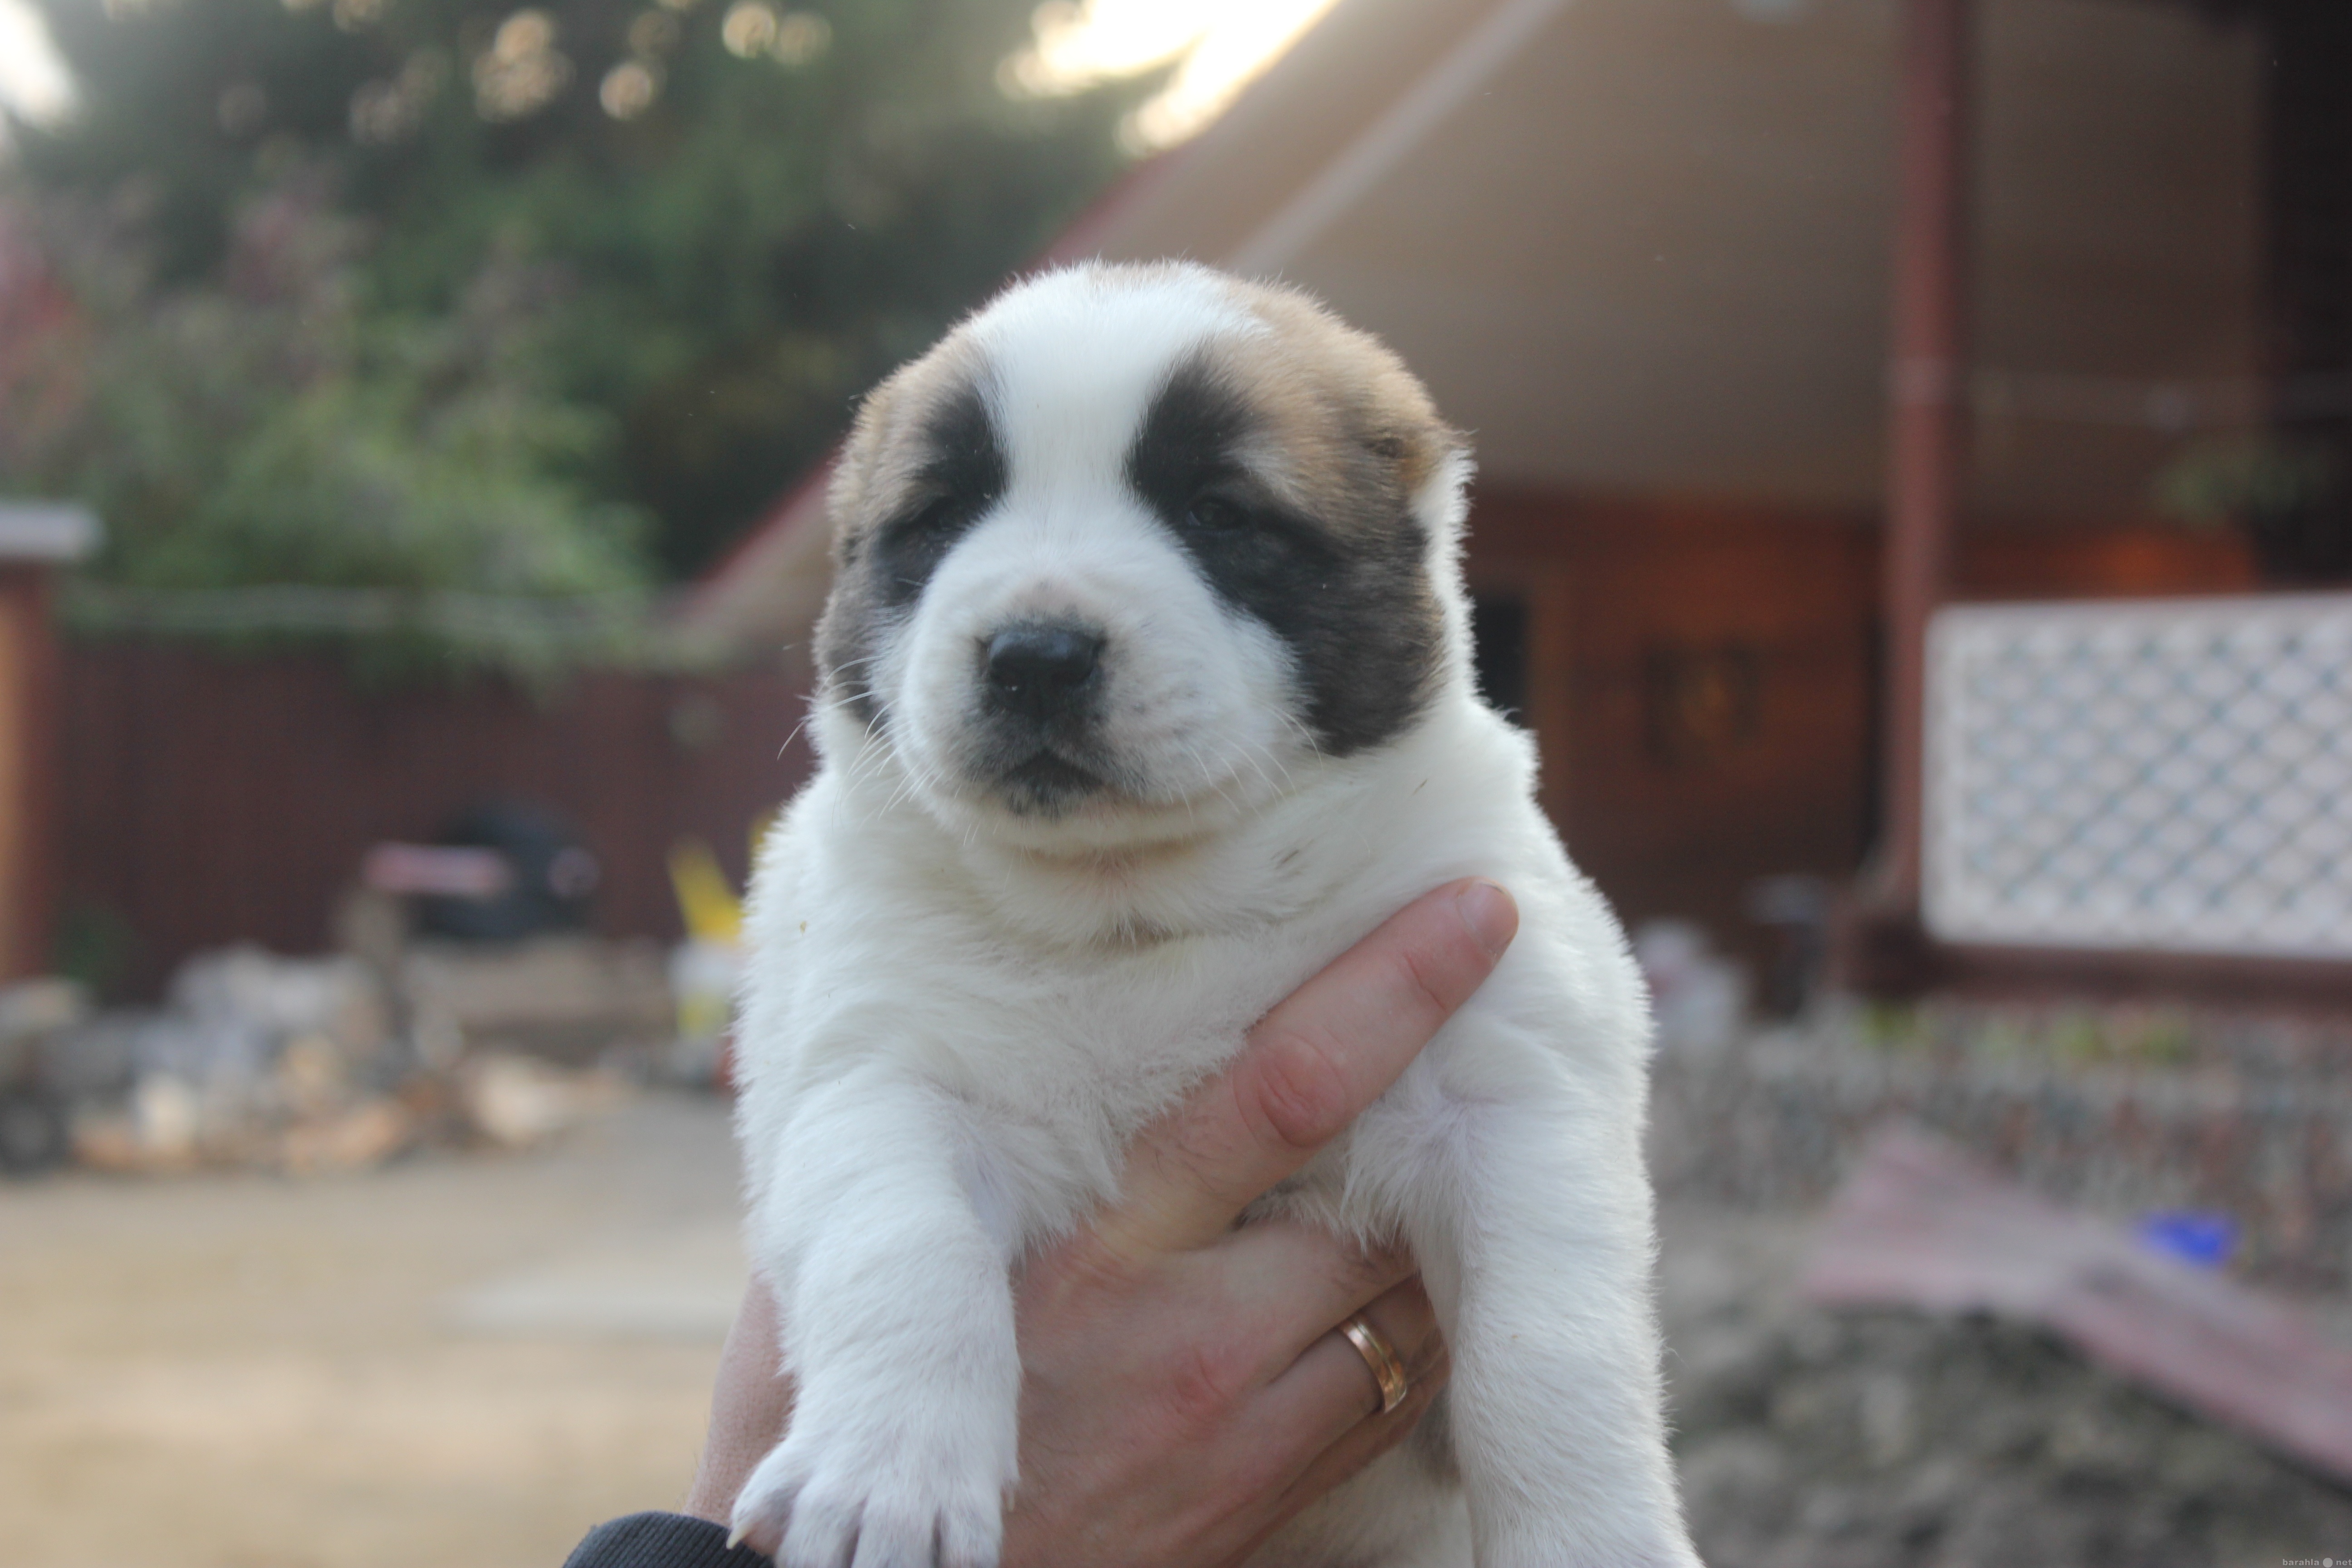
[1455,880,1517,958]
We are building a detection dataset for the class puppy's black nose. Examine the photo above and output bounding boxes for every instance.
[985,624,1104,720]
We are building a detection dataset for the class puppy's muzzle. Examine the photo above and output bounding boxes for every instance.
[984,622,1105,724]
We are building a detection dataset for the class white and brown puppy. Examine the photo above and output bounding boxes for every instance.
[731,262,1699,1568]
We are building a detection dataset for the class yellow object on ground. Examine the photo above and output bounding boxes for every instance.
[666,838,744,946]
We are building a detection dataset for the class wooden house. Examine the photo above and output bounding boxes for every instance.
[682,0,2347,1000]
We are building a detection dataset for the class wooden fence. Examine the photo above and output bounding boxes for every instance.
[59,640,815,997]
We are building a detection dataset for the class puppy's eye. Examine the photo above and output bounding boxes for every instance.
[1186,495,1246,533]
[908,492,973,534]
[873,483,999,603]
[885,487,990,551]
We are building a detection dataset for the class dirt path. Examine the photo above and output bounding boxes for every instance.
[0,1092,746,1568]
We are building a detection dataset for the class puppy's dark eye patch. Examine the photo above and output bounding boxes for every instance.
[1128,360,1250,512]
[1125,351,1439,757]
[871,383,1005,607]
[1128,363,1339,581]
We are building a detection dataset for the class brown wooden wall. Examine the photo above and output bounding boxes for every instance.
[1464,488,2259,969]
[1468,493,1880,967]
[59,641,816,997]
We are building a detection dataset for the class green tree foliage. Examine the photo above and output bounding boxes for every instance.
[6,0,1142,584]
[14,173,649,599]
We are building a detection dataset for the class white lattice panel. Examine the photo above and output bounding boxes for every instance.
[1925,593,2352,959]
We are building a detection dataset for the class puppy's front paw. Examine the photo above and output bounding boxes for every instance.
[729,1422,1006,1568]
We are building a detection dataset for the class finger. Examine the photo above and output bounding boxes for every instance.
[1188,1220,1416,1375]
[1215,1339,1454,1568]
[1269,1342,1453,1539]
[1258,1276,1445,1450]
[681,1279,796,1525]
[1097,880,1516,1259]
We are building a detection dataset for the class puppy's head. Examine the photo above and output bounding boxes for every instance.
[813,262,1470,850]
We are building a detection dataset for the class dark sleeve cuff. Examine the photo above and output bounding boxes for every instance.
[563,1512,774,1568]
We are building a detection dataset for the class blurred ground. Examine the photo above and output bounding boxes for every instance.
[9,1088,2352,1568]
[0,1092,745,1568]
[1660,1205,2352,1568]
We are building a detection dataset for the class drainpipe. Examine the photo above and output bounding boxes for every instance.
[1870,0,1972,938]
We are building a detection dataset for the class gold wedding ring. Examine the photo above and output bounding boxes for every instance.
[1340,1311,1411,1415]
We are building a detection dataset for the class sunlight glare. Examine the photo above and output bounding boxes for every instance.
[1002,0,1344,152]
[0,0,74,128]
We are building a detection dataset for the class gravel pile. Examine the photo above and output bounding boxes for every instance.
[1658,1205,2352,1568]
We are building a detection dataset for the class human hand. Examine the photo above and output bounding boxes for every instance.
[681,878,1519,1566]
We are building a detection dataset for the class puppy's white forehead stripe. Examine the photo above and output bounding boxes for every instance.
[969,270,1263,494]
